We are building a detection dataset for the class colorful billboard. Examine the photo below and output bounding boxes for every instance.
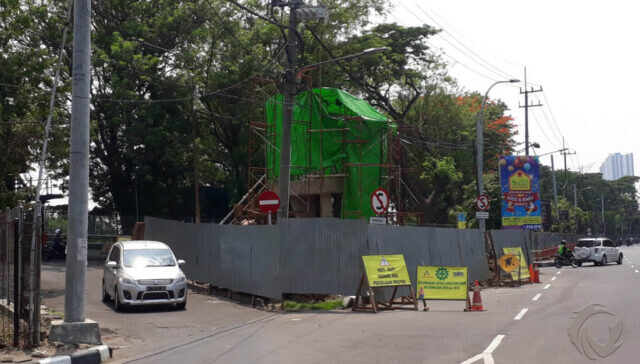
[499,155,542,230]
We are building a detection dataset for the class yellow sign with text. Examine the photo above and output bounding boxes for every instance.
[502,247,530,280]
[362,255,411,287]
[416,266,468,300]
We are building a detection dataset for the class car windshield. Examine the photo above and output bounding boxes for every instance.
[577,240,598,247]
[123,249,176,268]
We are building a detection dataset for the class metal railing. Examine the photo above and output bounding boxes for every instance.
[0,205,41,348]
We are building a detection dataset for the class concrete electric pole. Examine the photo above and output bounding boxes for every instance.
[276,1,300,220]
[275,1,328,219]
[50,0,101,344]
[519,67,542,156]
[551,155,558,217]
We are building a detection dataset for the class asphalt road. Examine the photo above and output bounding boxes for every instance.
[43,246,640,363]
[41,261,272,363]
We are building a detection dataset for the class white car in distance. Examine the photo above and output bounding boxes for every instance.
[102,240,188,311]
[573,237,623,266]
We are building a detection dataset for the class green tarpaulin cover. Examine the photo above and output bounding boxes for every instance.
[266,88,395,219]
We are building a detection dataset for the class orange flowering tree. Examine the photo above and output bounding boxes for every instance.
[399,91,517,225]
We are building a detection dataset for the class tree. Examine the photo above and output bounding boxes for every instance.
[0,0,70,208]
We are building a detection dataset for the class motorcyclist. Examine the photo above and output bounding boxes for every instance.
[53,229,66,252]
[558,240,571,260]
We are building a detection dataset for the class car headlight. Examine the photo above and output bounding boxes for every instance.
[120,276,135,285]
[175,275,186,284]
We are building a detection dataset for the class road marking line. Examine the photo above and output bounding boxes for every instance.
[556,271,561,275]
[551,276,556,281]
[543,284,551,289]
[635,270,639,273]
[631,265,635,268]
[291,318,302,321]
[460,334,505,364]
[532,293,542,301]
[514,308,529,320]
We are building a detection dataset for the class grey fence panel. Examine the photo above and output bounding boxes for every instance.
[146,217,491,299]
[368,225,434,298]
[279,219,368,296]
[490,229,531,263]
[218,225,253,293]
[369,226,490,291]
[454,229,491,284]
[248,225,281,298]
[202,223,221,288]
[145,217,201,281]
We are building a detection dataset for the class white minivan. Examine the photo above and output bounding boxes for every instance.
[102,240,188,311]
[574,237,623,266]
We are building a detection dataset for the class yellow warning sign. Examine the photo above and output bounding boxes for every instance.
[502,247,530,280]
[498,254,520,273]
[362,255,411,287]
[416,266,468,300]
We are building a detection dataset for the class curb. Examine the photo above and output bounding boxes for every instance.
[37,345,111,364]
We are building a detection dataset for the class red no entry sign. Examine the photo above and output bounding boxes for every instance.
[371,188,390,215]
[258,191,280,214]
[476,195,489,211]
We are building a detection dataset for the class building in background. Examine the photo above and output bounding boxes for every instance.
[600,153,634,180]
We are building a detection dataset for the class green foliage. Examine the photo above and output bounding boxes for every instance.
[0,0,70,208]
[539,168,640,236]
[282,300,343,311]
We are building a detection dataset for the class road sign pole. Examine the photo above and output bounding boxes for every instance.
[268,212,272,226]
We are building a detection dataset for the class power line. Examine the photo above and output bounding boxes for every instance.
[408,2,519,82]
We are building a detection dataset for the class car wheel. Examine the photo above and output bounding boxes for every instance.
[601,255,607,266]
[114,286,125,312]
[102,279,110,302]
[617,253,623,265]
[577,261,582,267]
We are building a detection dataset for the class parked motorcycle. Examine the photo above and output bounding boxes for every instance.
[42,240,66,261]
[554,253,578,268]
[42,229,66,261]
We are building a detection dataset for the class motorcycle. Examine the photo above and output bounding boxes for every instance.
[42,240,66,261]
[554,252,578,268]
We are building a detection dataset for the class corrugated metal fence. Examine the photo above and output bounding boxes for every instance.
[145,217,574,299]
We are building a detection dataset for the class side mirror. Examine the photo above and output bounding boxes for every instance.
[177,259,186,266]
[106,261,118,268]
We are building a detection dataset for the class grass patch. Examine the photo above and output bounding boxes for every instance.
[283,299,343,311]
[46,308,64,320]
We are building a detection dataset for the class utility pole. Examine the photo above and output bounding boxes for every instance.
[519,67,543,155]
[601,193,605,235]
[50,0,101,345]
[276,1,300,219]
[573,184,577,207]
[551,155,558,217]
[560,138,576,192]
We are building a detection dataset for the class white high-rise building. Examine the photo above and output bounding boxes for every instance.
[599,153,634,180]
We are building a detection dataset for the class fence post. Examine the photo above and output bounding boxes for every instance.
[13,217,20,347]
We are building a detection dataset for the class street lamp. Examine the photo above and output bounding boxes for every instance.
[277,47,390,219]
[476,79,520,231]
[515,142,540,154]
[573,185,591,207]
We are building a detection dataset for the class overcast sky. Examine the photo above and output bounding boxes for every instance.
[388,0,637,174]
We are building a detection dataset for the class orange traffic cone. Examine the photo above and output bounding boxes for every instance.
[528,264,534,283]
[469,280,486,311]
[533,264,541,283]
